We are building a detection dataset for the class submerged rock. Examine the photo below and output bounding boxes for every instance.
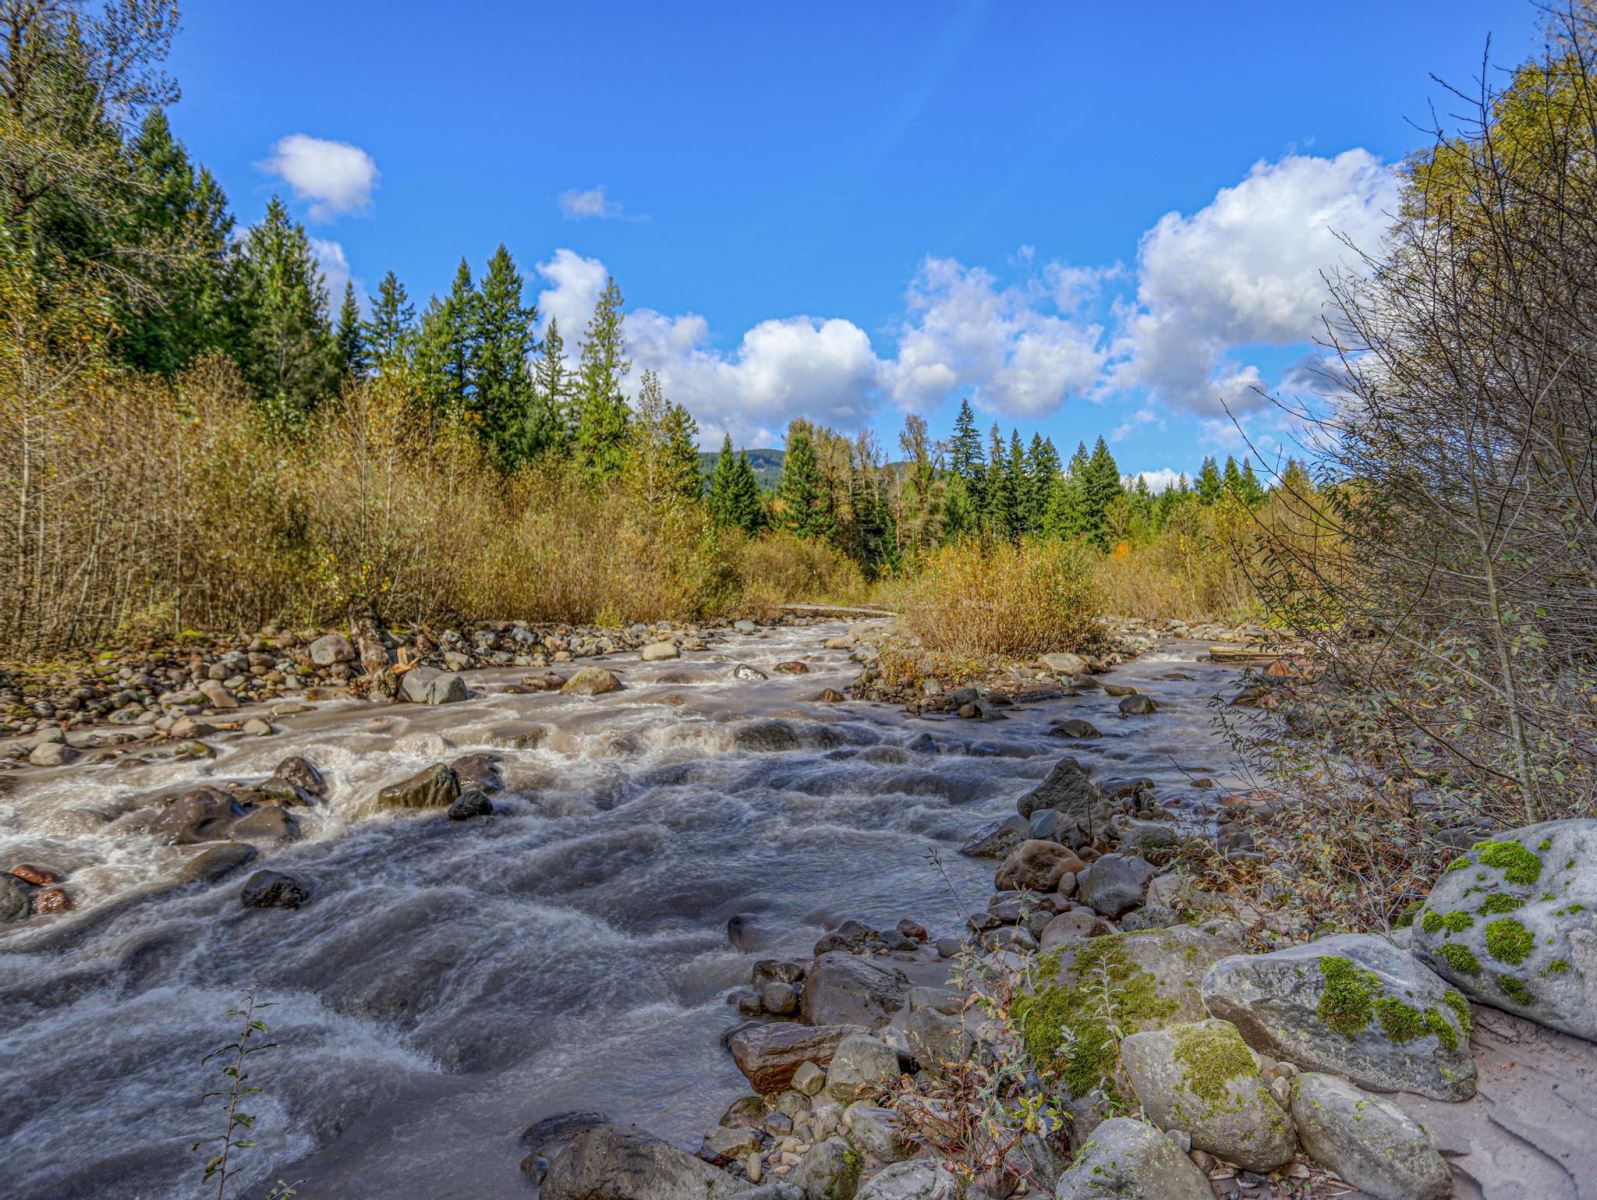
[1290,1072,1451,1200]
[1411,819,1597,1041]
[0,875,30,923]
[240,870,309,909]
[180,843,257,883]
[1202,933,1476,1101]
[561,667,622,696]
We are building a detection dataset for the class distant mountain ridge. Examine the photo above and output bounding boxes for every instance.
[698,448,785,492]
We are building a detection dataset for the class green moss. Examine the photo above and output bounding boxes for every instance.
[1443,990,1473,1036]
[1316,956,1379,1038]
[1478,894,1524,915]
[1472,839,1543,886]
[1437,943,1481,976]
[1445,856,1472,873]
[1537,838,1553,851]
[1395,900,1425,929]
[1171,1021,1257,1107]
[1373,996,1426,1042]
[1441,910,1474,934]
[1013,933,1176,1099]
[1499,975,1533,1004]
[1557,903,1586,916]
[1484,917,1535,966]
[1542,959,1571,976]
[1420,911,1444,935]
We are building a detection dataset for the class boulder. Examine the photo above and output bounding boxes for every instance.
[1052,1117,1211,1200]
[1411,819,1597,1041]
[542,1123,745,1200]
[995,840,1083,892]
[562,667,623,696]
[1201,933,1475,1101]
[825,1034,900,1101]
[240,870,309,909]
[1076,854,1157,918]
[447,789,494,820]
[904,1006,970,1075]
[180,843,257,883]
[699,1124,762,1167]
[800,952,910,1029]
[273,755,325,796]
[521,1111,610,1183]
[400,666,468,705]
[151,787,243,844]
[641,641,680,662]
[377,763,460,810]
[1290,1072,1450,1200]
[1049,718,1101,739]
[1119,694,1158,715]
[1039,909,1114,949]
[0,875,30,923]
[483,723,550,750]
[309,633,356,666]
[1041,651,1090,676]
[198,679,239,709]
[28,741,78,767]
[842,1104,914,1163]
[231,806,297,843]
[729,1023,863,1093]
[853,1161,958,1200]
[959,815,1030,859]
[1015,758,1108,841]
[1120,1018,1296,1172]
[787,1137,861,1200]
[450,753,503,794]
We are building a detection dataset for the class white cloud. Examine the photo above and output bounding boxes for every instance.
[259,134,379,221]
[535,248,609,341]
[1117,149,1398,416]
[1126,467,1185,493]
[557,184,644,222]
[1110,406,1163,442]
[888,257,1107,417]
[309,237,352,306]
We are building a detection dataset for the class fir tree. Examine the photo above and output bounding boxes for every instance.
[1023,433,1060,535]
[335,281,363,378]
[730,450,765,532]
[363,270,415,374]
[983,424,1012,537]
[473,245,544,467]
[533,315,572,450]
[1080,436,1125,547]
[1222,455,1244,499]
[412,258,478,419]
[709,433,747,528]
[628,369,700,505]
[948,398,986,518]
[1237,457,1267,507]
[1195,456,1224,505]
[573,275,631,480]
[776,421,834,540]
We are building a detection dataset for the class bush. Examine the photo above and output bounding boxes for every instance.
[896,537,1101,658]
[732,529,867,618]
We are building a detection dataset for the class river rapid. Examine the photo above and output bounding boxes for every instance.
[0,621,1248,1200]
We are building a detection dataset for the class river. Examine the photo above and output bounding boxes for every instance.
[0,620,1247,1200]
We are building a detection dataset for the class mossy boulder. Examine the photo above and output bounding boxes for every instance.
[1012,927,1235,1105]
[1202,934,1475,1101]
[1120,1018,1296,1172]
[1413,818,1597,1042]
[1290,1072,1450,1200]
[1053,1117,1213,1200]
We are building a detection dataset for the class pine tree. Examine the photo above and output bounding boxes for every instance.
[574,275,631,480]
[1004,428,1027,540]
[473,245,545,467]
[335,281,364,378]
[628,369,700,505]
[731,451,766,532]
[948,398,986,512]
[1238,458,1267,507]
[709,433,747,528]
[1222,455,1244,499]
[776,421,834,539]
[1045,442,1091,539]
[533,315,573,451]
[1195,456,1224,505]
[236,195,337,431]
[1023,434,1061,535]
[1081,437,1125,547]
[412,259,478,419]
[363,270,415,373]
[983,424,1012,537]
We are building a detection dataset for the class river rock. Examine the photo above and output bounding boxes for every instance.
[729,1023,863,1093]
[180,843,257,883]
[308,633,356,665]
[1076,854,1157,918]
[994,840,1083,892]
[483,722,549,750]
[152,787,243,844]
[904,1005,970,1075]
[400,666,468,705]
[1290,1072,1450,1200]
[9,864,58,886]
[273,756,325,796]
[1049,718,1101,739]
[1015,758,1108,840]
[788,1137,860,1200]
[853,1161,958,1200]
[1052,1117,1211,1200]
[240,870,309,909]
[542,1122,745,1200]
[801,952,910,1028]
[198,679,239,709]
[843,1104,913,1163]
[760,981,799,1015]
[825,1034,899,1101]
[232,805,297,843]
[28,741,78,767]
[959,815,1029,859]
[1119,694,1158,715]
[700,1124,763,1166]
[1041,651,1090,676]
[1411,819,1597,1041]
[444,788,492,820]
[562,667,622,696]
[641,641,680,661]
[1120,1018,1296,1172]
[1201,933,1476,1101]
[377,763,460,810]
[1039,909,1114,949]
[450,753,503,794]
[33,886,71,914]
[240,718,273,737]
[0,875,30,923]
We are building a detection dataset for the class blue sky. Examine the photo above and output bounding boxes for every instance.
[167,1,1535,482]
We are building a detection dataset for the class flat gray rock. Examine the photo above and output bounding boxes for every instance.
[1291,1072,1450,1200]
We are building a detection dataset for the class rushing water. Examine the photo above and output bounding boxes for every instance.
[0,622,1247,1200]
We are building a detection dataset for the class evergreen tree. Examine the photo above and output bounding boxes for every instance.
[983,424,1013,537]
[573,275,631,480]
[236,195,337,431]
[363,269,415,374]
[628,369,700,505]
[709,433,747,527]
[1080,436,1125,547]
[1045,442,1090,539]
[473,245,545,466]
[1023,433,1061,535]
[731,451,766,532]
[1237,457,1268,507]
[1195,456,1224,505]
[1003,428,1027,539]
[533,315,573,450]
[335,281,364,378]
[948,398,986,511]
[896,413,942,552]
[412,259,478,419]
[1222,455,1244,500]
[776,421,834,539]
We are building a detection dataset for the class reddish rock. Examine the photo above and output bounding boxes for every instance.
[772,661,810,675]
[520,672,568,692]
[995,840,1085,893]
[728,1023,864,1093]
[10,864,59,886]
[33,887,72,914]
[896,919,928,942]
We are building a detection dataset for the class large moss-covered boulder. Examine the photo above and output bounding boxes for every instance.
[1202,934,1475,1101]
[1012,927,1234,1102]
[1053,1117,1212,1200]
[1290,1072,1451,1200]
[1411,819,1597,1042]
[1120,1018,1296,1172]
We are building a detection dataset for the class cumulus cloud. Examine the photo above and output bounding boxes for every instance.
[888,258,1107,417]
[1117,149,1399,416]
[557,184,644,222]
[535,248,609,340]
[309,237,352,305]
[259,134,379,221]
[1126,467,1186,493]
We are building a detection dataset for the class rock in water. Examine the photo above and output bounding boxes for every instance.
[0,875,30,923]
[377,763,461,810]
[1290,1072,1451,1200]
[728,1024,863,1093]
[561,667,623,696]
[640,640,679,661]
[447,789,494,820]
[1120,1018,1296,1172]
[1049,718,1101,739]
[1118,693,1158,715]
[958,815,1029,859]
[1202,933,1475,1101]
[1411,819,1597,1041]
[180,844,257,883]
[400,666,468,705]
[800,952,910,1028]
[240,870,309,909]
[151,787,243,844]
[1015,757,1107,832]
[1040,651,1089,676]
[273,755,325,796]
[541,1123,745,1200]
[1052,1117,1212,1200]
